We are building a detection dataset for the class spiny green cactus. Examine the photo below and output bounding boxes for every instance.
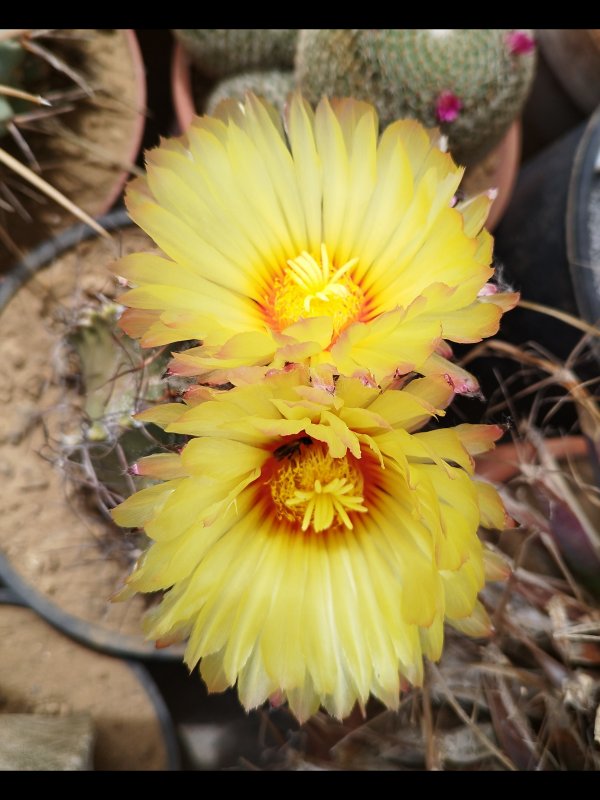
[295,29,536,166]
[174,29,298,80]
[0,40,26,137]
[63,302,183,500]
[206,69,295,115]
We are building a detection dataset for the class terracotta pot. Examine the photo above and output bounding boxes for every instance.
[0,209,185,661]
[171,41,195,133]
[462,122,521,232]
[0,29,147,270]
[476,435,589,484]
[92,30,147,214]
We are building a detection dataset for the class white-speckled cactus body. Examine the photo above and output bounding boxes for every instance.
[174,29,298,80]
[206,69,295,115]
[295,29,536,166]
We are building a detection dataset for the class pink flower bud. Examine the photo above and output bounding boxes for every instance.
[436,91,462,123]
[478,283,499,297]
[506,30,535,55]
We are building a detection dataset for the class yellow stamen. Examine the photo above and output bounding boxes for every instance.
[268,442,367,533]
[267,243,365,337]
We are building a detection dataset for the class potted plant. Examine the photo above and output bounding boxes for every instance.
[0,29,146,269]
[0,210,188,660]
[171,29,536,230]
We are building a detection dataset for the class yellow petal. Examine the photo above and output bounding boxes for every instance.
[135,453,188,480]
[475,480,509,530]
[455,423,504,456]
[287,92,323,253]
[181,438,267,480]
[447,600,492,637]
[314,97,350,264]
[110,479,182,528]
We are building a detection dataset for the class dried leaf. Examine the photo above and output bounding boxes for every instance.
[563,672,598,714]
[483,645,540,770]
[547,595,600,666]
[330,706,499,770]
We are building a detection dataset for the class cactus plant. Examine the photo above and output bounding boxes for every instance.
[295,29,536,166]
[174,29,298,80]
[62,302,184,502]
[0,40,27,137]
[0,30,146,268]
[206,69,294,115]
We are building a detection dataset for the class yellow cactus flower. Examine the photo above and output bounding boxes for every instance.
[112,367,510,721]
[115,93,517,394]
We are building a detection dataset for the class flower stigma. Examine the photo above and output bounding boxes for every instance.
[267,242,365,337]
[267,440,368,533]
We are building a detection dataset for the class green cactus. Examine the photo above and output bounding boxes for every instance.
[206,69,295,115]
[0,37,54,139]
[295,29,536,166]
[0,40,26,137]
[63,303,184,500]
[174,29,298,80]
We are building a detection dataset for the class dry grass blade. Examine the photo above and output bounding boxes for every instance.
[530,429,600,559]
[547,595,600,666]
[0,146,109,238]
[427,662,518,770]
[482,658,540,769]
[420,681,440,770]
[463,339,600,444]
[477,435,588,483]
[518,298,600,340]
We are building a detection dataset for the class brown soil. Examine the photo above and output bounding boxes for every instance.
[0,605,171,770]
[0,225,184,657]
[0,29,145,270]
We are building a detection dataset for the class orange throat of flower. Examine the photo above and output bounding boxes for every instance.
[264,243,366,339]
[264,439,368,535]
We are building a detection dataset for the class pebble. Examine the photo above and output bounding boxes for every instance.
[0,712,94,770]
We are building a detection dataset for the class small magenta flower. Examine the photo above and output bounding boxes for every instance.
[436,90,463,123]
[506,30,535,56]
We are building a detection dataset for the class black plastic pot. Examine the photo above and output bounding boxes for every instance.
[568,104,600,364]
[0,549,185,662]
[0,596,181,770]
[0,209,185,662]
[521,45,587,161]
[493,109,600,362]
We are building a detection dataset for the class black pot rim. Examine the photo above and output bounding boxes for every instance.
[0,209,185,662]
[0,550,185,662]
[127,660,182,770]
